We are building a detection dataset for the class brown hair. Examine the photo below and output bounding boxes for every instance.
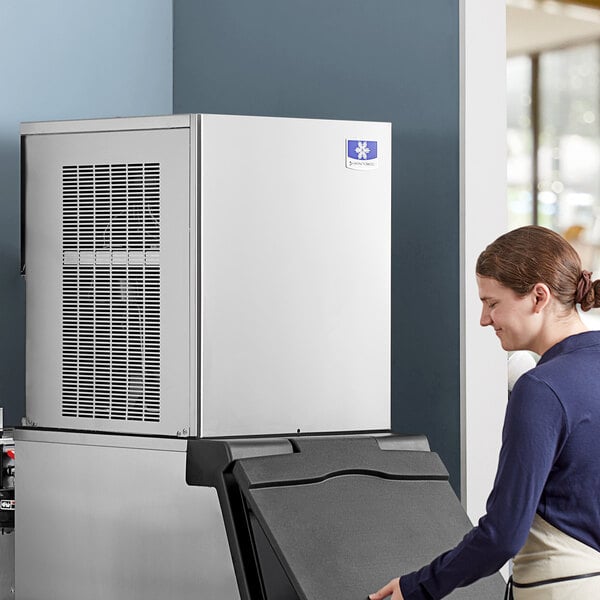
[476,225,600,312]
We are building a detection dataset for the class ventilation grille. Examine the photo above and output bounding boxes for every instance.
[61,163,161,422]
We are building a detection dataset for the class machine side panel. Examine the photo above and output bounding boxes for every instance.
[24,128,193,436]
[15,435,240,600]
[199,114,392,436]
[0,532,13,600]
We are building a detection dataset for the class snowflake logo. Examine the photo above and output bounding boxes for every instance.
[353,141,371,160]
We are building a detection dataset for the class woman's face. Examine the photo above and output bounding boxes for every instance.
[477,276,540,352]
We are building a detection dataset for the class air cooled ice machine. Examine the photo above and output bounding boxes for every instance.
[16,114,505,599]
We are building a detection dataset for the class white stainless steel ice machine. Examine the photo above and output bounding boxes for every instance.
[22,114,391,438]
[16,114,392,600]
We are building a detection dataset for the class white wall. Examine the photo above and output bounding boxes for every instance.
[461,0,508,529]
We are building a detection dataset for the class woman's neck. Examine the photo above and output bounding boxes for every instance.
[534,311,588,356]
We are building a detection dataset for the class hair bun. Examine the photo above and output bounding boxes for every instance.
[577,270,599,311]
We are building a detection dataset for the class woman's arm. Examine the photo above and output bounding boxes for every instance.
[370,372,567,600]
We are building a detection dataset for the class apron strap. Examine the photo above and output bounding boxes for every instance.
[512,570,600,589]
[503,576,514,600]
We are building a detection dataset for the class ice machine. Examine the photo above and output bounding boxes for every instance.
[15,114,505,599]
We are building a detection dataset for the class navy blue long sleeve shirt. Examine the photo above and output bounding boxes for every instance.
[400,331,600,600]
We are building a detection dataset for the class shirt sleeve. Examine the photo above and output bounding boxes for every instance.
[399,372,569,600]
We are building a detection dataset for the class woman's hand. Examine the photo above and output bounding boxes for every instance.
[369,577,404,600]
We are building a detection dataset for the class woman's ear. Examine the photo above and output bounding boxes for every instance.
[532,283,551,313]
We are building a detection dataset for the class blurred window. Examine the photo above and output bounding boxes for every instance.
[507,42,600,277]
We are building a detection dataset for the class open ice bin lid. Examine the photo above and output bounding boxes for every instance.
[186,435,505,599]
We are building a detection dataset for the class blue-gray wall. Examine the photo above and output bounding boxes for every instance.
[173,0,461,491]
[0,0,173,427]
[0,0,462,492]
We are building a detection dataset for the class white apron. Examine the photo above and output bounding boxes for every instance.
[508,513,600,599]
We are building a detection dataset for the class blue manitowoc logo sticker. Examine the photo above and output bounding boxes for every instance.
[346,140,378,171]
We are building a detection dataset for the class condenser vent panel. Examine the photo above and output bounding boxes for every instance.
[61,163,161,422]
[23,123,192,436]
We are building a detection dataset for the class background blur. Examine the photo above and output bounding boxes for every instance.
[507,0,600,328]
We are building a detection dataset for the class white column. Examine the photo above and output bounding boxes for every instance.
[460,0,508,528]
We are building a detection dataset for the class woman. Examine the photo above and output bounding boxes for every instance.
[370,226,600,600]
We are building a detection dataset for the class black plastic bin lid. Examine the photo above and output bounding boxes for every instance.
[232,437,505,600]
